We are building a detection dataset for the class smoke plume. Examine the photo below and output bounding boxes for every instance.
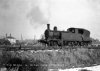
[0,0,11,9]
[27,0,49,28]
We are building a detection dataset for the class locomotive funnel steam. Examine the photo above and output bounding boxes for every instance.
[47,24,50,30]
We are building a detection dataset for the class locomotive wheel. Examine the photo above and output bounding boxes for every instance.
[48,40,59,46]
[85,42,89,46]
[80,42,84,46]
[68,42,71,46]
[63,41,67,46]
[77,41,80,46]
[71,42,74,46]
[53,41,58,46]
[83,42,87,46]
[68,41,73,46]
[73,41,79,46]
[83,41,89,46]
[74,41,78,46]
[48,41,52,46]
[50,40,53,46]
[58,41,62,46]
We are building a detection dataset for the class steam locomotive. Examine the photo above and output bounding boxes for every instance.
[39,24,92,46]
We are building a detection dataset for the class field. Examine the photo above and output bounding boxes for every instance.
[0,46,100,71]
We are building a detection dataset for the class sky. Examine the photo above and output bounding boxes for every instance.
[0,0,100,40]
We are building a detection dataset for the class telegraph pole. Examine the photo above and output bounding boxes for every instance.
[21,34,23,41]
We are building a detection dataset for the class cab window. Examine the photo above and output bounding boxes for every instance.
[78,29,84,34]
[69,28,75,33]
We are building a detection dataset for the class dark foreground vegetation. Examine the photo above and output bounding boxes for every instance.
[0,46,100,71]
[0,53,48,71]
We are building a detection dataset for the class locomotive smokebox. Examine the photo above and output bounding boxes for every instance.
[47,24,50,30]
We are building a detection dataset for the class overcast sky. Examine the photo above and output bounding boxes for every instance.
[0,0,100,40]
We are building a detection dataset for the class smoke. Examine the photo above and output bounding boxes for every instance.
[27,6,48,26]
[0,0,14,10]
[0,0,10,9]
[27,0,49,29]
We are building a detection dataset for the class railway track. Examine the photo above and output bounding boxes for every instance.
[0,45,100,51]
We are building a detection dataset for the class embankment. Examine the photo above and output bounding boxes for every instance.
[0,46,100,70]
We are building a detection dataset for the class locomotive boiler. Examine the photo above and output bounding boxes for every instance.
[39,24,92,46]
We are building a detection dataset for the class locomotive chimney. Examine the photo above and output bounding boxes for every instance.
[47,24,50,30]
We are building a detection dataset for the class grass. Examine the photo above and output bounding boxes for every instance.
[0,46,100,71]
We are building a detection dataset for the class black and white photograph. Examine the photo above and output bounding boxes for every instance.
[0,0,100,71]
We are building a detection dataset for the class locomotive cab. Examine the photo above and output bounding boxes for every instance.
[62,27,92,46]
[77,28,90,37]
[67,28,75,33]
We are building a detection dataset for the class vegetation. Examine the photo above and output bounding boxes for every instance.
[0,46,100,71]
